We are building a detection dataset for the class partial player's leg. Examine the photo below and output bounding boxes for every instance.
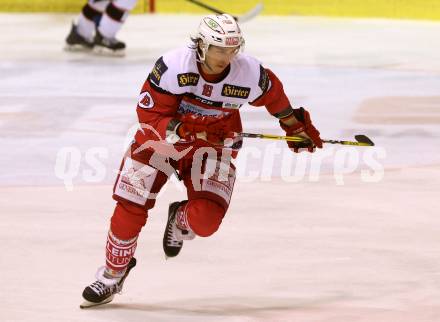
[163,156,236,258]
[94,0,138,55]
[81,143,169,308]
[65,0,108,51]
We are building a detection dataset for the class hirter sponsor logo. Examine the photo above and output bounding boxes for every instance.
[221,84,250,99]
[177,73,200,87]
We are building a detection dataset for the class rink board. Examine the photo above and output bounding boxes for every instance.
[1,0,440,20]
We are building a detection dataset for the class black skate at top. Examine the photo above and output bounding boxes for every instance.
[93,30,126,55]
[65,23,94,51]
[163,201,185,258]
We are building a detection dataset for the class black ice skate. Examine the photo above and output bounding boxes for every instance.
[163,201,195,259]
[64,23,94,52]
[93,29,126,56]
[80,257,136,309]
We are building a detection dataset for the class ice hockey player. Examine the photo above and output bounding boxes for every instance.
[65,0,138,55]
[80,13,323,308]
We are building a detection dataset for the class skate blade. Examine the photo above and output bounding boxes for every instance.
[64,44,94,53]
[93,46,125,57]
[80,295,114,309]
[164,252,180,260]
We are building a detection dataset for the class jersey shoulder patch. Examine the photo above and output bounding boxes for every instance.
[150,47,198,94]
[137,91,154,109]
[149,56,168,86]
[258,64,270,93]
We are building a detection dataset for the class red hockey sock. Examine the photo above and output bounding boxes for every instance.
[105,230,137,277]
[175,202,191,231]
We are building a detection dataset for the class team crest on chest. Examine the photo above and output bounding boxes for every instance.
[202,84,213,97]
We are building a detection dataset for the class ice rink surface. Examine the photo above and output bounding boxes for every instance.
[1,13,440,322]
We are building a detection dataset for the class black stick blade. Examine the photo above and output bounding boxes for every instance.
[354,135,375,146]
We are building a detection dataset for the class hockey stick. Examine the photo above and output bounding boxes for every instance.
[237,133,375,146]
[186,0,263,23]
[324,135,375,146]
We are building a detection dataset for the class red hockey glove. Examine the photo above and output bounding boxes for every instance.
[279,107,323,153]
[176,118,233,145]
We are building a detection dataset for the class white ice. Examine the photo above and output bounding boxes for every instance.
[1,13,440,322]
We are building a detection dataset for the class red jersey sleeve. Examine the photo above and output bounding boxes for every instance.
[134,77,181,145]
[250,68,293,119]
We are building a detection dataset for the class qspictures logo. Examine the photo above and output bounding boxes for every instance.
[54,123,386,191]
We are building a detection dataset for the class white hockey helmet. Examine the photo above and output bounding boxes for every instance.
[195,13,245,61]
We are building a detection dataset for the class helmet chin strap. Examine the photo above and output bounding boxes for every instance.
[196,43,215,73]
[196,42,208,62]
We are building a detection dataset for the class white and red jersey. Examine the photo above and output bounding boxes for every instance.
[134,46,292,158]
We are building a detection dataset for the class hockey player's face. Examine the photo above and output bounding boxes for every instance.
[204,45,239,74]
